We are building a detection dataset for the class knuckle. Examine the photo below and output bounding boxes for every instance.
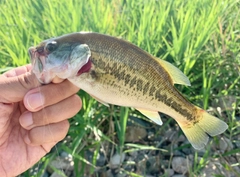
[40,80,80,106]
[18,73,40,90]
[32,108,53,126]
[28,128,39,144]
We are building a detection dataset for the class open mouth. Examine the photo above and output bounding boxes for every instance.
[77,59,92,76]
[35,56,43,72]
[29,48,44,73]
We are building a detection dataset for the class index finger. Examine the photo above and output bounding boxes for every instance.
[2,64,32,78]
[23,79,80,112]
[0,65,41,103]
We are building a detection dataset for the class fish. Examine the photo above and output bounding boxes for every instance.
[28,32,228,150]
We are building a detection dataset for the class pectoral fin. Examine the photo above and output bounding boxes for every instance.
[157,58,191,86]
[90,94,109,107]
[136,108,163,125]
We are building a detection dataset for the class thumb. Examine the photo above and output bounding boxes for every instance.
[0,65,41,103]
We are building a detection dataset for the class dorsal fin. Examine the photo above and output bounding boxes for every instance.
[157,58,191,86]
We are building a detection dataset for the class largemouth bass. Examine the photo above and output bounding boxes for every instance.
[29,32,228,149]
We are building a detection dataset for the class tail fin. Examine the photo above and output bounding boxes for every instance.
[178,108,228,150]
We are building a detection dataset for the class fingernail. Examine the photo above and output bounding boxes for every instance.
[20,112,33,128]
[26,92,44,110]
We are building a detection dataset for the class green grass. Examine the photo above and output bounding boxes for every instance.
[0,0,239,176]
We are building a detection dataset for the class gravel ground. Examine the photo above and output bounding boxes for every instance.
[27,99,240,177]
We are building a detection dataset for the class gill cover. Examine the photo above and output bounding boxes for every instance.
[30,43,91,84]
[55,44,91,80]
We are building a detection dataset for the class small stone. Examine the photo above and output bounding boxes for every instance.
[128,150,138,157]
[47,157,74,174]
[125,126,147,142]
[116,170,127,177]
[161,160,170,168]
[173,150,184,156]
[201,163,217,177]
[136,158,147,174]
[181,146,192,155]
[147,131,155,141]
[176,135,186,143]
[110,153,125,168]
[123,160,135,172]
[40,171,49,177]
[172,175,186,177]
[105,169,114,177]
[235,136,240,148]
[213,95,237,111]
[164,129,176,141]
[86,150,106,167]
[201,159,237,177]
[128,116,151,127]
[219,137,233,152]
[50,172,66,177]
[172,157,190,174]
[60,151,72,159]
[193,146,207,157]
[164,168,174,176]
[97,153,106,166]
[146,156,160,174]
[188,154,202,164]
[233,165,240,174]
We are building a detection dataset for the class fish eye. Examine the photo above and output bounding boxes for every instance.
[46,41,58,53]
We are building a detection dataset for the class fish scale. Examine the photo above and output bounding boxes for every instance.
[89,45,194,118]
[29,32,228,149]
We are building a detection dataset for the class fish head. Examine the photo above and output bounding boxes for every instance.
[29,35,91,84]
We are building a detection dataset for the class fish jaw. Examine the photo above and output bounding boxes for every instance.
[28,46,55,84]
[29,43,91,84]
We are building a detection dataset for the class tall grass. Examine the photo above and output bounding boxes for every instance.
[0,0,239,176]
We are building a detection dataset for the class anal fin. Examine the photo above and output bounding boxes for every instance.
[136,108,163,125]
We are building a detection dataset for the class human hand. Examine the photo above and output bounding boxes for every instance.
[0,64,81,176]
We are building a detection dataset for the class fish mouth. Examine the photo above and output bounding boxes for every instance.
[28,47,51,83]
[28,47,44,71]
[28,43,92,83]
[77,59,92,76]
